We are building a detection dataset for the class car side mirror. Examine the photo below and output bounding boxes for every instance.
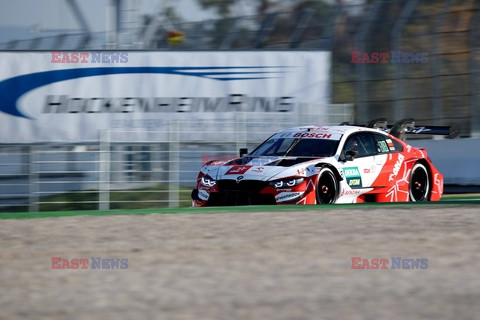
[239,148,248,157]
[345,150,358,161]
[340,150,357,162]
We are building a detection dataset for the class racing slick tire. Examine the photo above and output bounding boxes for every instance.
[316,167,339,204]
[409,162,430,202]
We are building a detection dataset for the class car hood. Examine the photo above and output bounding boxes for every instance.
[202,156,333,181]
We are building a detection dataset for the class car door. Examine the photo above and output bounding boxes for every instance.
[340,132,379,189]
[371,133,405,187]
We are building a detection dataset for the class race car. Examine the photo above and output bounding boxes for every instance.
[191,118,458,206]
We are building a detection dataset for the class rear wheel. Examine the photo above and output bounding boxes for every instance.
[409,163,430,201]
[316,168,338,204]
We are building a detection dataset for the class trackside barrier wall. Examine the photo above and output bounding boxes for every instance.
[0,109,352,212]
[408,138,480,186]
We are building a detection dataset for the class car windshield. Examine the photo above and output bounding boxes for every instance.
[250,137,339,157]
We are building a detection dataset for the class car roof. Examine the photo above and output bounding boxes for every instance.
[272,125,387,140]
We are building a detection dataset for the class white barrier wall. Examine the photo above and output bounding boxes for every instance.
[0,51,331,143]
[408,138,480,185]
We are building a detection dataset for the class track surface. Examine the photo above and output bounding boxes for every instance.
[1,204,479,320]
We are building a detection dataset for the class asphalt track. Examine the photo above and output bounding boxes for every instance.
[0,196,479,320]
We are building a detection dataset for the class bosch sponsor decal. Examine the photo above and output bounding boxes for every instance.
[342,166,363,189]
[226,166,251,175]
[275,192,303,203]
[389,154,405,181]
[292,132,341,140]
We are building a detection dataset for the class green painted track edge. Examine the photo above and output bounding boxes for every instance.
[1,195,479,220]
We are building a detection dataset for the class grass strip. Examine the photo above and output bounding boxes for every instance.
[1,195,479,220]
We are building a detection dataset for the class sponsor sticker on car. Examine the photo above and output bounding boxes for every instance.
[226,165,252,175]
[198,189,210,201]
[389,154,405,181]
[386,138,396,151]
[291,132,342,140]
[343,166,363,189]
[275,192,303,203]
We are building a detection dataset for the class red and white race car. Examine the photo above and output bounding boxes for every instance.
[191,119,457,206]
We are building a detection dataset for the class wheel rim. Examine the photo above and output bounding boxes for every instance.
[317,171,337,204]
[410,165,429,201]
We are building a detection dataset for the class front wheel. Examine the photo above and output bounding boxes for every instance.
[409,163,430,202]
[316,168,338,204]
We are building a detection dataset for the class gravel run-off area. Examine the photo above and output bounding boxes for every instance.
[1,205,479,320]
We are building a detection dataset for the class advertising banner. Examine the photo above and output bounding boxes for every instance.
[0,51,330,143]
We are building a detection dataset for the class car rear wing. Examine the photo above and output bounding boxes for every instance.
[340,118,459,141]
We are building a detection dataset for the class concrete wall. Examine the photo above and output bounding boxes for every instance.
[409,138,480,185]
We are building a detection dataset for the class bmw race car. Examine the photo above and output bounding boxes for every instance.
[191,119,458,206]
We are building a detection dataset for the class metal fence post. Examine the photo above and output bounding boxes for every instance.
[235,112,247,153]
[391,0,420,120]
[431,0,452,127]
[28,145,39,212]
[168,121,180,208]
[220,18,239,50]
[289,8,315,49]
[354,0,384,124]
[99,130,111,210]
[254,13,277,48]
[471,5,480,137]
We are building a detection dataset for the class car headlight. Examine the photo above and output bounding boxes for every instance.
[270,178,304,188]
[200,175,216,187]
